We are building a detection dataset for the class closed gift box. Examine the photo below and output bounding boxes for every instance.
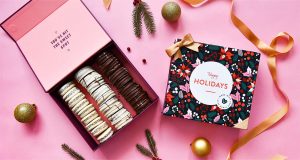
[1,0,158,149]
[163,37,260,129]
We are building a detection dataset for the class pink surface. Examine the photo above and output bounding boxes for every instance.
[0,0,299,159]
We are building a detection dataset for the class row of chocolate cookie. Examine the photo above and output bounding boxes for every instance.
[75,67,133,130]
[58,82,113,143]
[96,52,151,113]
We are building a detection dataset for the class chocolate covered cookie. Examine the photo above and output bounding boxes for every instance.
[96,51,152,113]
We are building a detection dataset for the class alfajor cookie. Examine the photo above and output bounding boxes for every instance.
[119,81,135,95]
[115,117,133,130]
[104,105,121,118]
[97,127,113,143]
[72,98,89,114]
[110,111,131,126]
[134,98,151,113]
[96,52,114,66]
[109,67,127,85]
[95,51,152,113]
[115,73,132,89]
[68,92,85,108]
[78,104,95,118]
[80,72,103,88]
[123,84,141,100]
[91,122,109,137]
[103,101,123,116]
[91,84,110,98]
[81,110,99,125]
[86,117,103,131]
[100,98,121,114]
[59,82,76,97]
[108,108,126,120]
[96,90,116,105]
[59,82,73,94]
[63,87,80,102]
[75,66,94,82]
[128,91,147,105]
[105,57,121,75]
[87,80,105,93]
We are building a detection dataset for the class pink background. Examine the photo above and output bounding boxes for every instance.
[0,0,299,159]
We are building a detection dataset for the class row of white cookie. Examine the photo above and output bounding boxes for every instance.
[75,67,133,130]
[58,82,113,143]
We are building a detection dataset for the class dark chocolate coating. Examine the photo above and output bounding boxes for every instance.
[113,70,129,86]
[120,81,135,95]
[101,57,114,71]
[106,62,121,76]
[129,91,147,105]
[126,87,144,103]
[123,83,140,99]
[115,74,132,89]
[108,66,121,80]
[109,67,127,85]
[105,57,121,75]
[96,51,152,113]
[134,98,151,113]
[97,52,113,66]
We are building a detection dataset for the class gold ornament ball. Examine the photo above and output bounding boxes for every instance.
[161,1,181,22]
[14,103,37,123]
[191,137,211,157]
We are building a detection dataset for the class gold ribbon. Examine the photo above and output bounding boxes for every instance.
[166,34,200,60]
[103,0,112,9]
[177,0,294,159]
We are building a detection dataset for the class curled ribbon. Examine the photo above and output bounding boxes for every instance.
[169,0,294,159]
[103,0,112,9]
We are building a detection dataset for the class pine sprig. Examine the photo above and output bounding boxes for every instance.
[140,2,156,34]
[136,129,161,159]
[145,129,158,157]
[136,144,154,158]
[132,3,143,38]
[61,144,85,160]
[132,0,156,38]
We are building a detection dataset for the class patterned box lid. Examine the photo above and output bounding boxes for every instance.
[163,42,260,129]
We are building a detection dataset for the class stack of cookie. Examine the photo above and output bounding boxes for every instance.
[75,66,133,130]
[58,82,113,143]
[96,52,151,113]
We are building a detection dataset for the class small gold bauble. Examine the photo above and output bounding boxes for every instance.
[14,103,37,123]
[161,1,181,22]
[191,137,211,157]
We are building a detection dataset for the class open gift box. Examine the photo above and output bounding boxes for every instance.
[1,0,158,149]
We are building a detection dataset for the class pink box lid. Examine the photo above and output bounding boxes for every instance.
[1,0,111,92]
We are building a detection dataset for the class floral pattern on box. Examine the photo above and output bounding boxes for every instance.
[163,42,260,129]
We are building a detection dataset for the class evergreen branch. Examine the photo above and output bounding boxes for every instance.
[61,144,85,160]
[136,144,154,158]
[145,129,158,157]
[132,3,143,38]
[140,2,156,34]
